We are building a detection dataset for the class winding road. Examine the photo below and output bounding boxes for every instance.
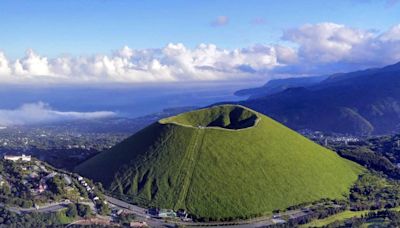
[0,202,68,214]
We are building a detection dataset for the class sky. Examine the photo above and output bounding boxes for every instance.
[0,0,400,84]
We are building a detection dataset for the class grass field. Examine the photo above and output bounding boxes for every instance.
[303,206,400,227]
[302,210,369,227]
[76,105,364,220]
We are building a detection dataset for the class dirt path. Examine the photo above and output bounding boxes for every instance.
[175,128,205,209]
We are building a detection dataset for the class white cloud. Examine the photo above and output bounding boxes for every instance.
[0,52,11,76]
[282,23,371,63]
[19,49,52,76]
[380,24,400,42]
[0,43,283,84]
[278,23,400,75]
[0,102,116,126]
[274,45,298,64]
[0,23,400,84]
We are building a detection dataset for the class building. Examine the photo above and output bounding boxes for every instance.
[4,154,31,162]
[37,182,47,193]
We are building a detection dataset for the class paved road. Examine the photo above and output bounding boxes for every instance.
[1,202,68,214]
[2,195,310,227]
[35,204,67,213]
[105,195,177,227]
[104,195,302,227]
[2,196,314,228]
[104,195,147,217]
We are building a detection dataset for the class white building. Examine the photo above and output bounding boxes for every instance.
[4,154,31,162]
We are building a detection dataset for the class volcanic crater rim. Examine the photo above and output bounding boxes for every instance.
[159,105,260,130]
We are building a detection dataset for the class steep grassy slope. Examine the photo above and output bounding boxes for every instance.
[76,105,363,220]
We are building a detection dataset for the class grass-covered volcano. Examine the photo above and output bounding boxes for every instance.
[76,105,363,220]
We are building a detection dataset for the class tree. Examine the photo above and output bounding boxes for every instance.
[46,175,66,195]
[96,200,110,215]
[96,182,105,192]
[21,200,33,208]
[0,184,11,196]
[66,204,78,218]
[77,204,91,218]
[118,213,136,225]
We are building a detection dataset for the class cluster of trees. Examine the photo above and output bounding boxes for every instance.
[0,202,93,227]
[0,196,33,208]
[0,160,36,208]
[66,203,92,218]
[117,213,136,226]
[0,159,77,208]
[95,199,110,215]
[349,172,400,211]
[46,175,67,199]
[330,134,400,180]
[327,210,400,227]
[0,207,70,227]
[270,204,347,227]
[368,135,400,163]
[337,147,400,179]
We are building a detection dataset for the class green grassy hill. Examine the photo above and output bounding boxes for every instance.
[75,105,364,220]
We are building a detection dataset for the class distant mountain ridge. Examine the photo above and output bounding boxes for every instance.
[235,75,328,99]
[238,61,400,135]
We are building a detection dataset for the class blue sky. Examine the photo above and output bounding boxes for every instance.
[0,0,400,121]
[0,0,400,84]
[0,0,399,58]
